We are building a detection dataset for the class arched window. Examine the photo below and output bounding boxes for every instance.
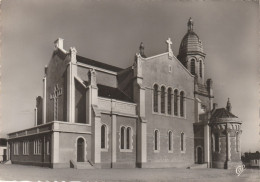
[167,88,172,115]
[121,127,125,149]
[101,124,107,149]
[168,131,173,151]
[180,91,185,117]
[236,132,239,152]
[174,89,178,116]
[127,127,131,149]
[161,86,166,114]
[199,60,202,78]
[181,133,184,151]
[215,133,219,152]
[153,84,159,112]
[190,59,195,75]
[154,130,159,151]
[212,134,215,152]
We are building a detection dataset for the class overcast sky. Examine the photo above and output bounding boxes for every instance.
[1,0,259,152]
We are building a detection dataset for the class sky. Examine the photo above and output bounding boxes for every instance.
[1,0,259,153]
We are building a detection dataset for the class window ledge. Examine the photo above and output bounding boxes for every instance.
[152,112,186,119]
[101,148,109,152]
[120,149,133,153]
[154,150,160,153]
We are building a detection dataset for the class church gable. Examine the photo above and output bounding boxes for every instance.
[142,52,194,96]
[46,49,70,123]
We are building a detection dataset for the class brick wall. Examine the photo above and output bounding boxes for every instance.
[100,114,112,166]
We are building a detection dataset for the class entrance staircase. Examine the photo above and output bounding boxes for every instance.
[70,160,94,169]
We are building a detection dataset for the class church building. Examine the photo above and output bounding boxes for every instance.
[7,18,243,169]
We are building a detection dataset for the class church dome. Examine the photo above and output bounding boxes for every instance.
[179,18,205,56]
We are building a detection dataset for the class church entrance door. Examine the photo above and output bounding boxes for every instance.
[77,138,85,162]
[197,147,203,164]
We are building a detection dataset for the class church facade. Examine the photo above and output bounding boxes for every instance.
[7,18,242,169]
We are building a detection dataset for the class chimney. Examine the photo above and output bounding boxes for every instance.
[44,65,48,76]
[213,103,218,110]
[54,38,64,50]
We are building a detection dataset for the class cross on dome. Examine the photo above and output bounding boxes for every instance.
[188,17,193,32]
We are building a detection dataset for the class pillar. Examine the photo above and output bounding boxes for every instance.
[42,68,47,124]
[51,123,60,166]
[204,122,210,167]
[67,47,77,123]
[111,114,117,165]
[88,69,101,164]
[34,108,37,126]
[133,55,147,167]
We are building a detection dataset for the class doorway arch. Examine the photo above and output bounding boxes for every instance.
[196,146,203,164]
[77,137,85,162]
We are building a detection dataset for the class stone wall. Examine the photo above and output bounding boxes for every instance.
[141,53,195,167]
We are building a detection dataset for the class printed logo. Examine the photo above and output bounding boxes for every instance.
[236,164,245,176]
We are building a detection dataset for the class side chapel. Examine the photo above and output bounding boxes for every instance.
[7,18,242,169]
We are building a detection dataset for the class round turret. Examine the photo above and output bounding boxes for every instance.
[210,99,242,169]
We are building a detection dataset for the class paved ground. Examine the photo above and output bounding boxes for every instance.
[0,164,259,182]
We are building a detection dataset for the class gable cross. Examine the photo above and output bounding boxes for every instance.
[166,38,173,59]
[166,38,172,51]
[50,84,62,121]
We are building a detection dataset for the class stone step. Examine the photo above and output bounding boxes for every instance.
[70,160,94,169]
[188,163,208,169]
[2,160,12,164]
[76,162,94,169]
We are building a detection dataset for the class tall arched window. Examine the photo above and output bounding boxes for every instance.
[168,131,173,151]
[153,84,159,112]
[121,127,125,149]
[180,91,185,117]
[215,133,219,152]
[199,60,202,78]
[127,127,131,149]
[181,133,184,151]
[161,86,166,114]
[212,134,215,152]
[190,59,195,75]
[167,88,172,115]
[101,124,106,149]
[174,89,178,116]
[154,130,159,151]
[236,132,239,152]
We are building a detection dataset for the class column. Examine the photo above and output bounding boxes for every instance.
[42,75,47,124]
[204,122,210,167]
[111,114,117,165]
[89,69,101,163]
[67,47,77,123]
[51,123,60,166]
[226,129,231,162]
[133,55,147,167]
[34,108,38,126]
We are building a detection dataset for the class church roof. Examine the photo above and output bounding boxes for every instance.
[211,108,238,119]
[179,18,205,56]
[97,84,134,103]
[76,55,123,72]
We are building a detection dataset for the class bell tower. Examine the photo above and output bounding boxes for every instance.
[177,17,206,84]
